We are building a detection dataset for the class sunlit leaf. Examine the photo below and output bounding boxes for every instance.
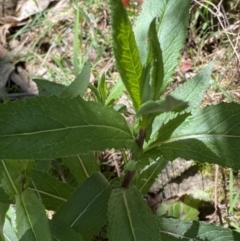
[149,62,214,142]
[140,18,164,103]
[105,79,125,106]
[158,217,240,241]
[0,203,9,241]
[157,194,200,221]
[145,103,240,169]
[134,0,191,94]
[109,0,142,110]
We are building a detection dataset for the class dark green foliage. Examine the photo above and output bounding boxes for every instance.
[0,0,238,240]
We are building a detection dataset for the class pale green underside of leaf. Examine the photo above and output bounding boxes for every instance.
[158,217,240,241]
[29,169,74,210]
[145,103,240,169]
[0,203,9,241]
[63,153,99,185]
[16,189,52,241]
[109,0,142,110]
[54,172,111,241]
[0,96,135,159]
[108,187,159,241]
[134,0,191,93]
[3,206,18,241]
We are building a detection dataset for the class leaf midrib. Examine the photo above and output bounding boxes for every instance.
[122,190,137,241]
[145,133,240,152]
[20,194,38,241]
[70,184,109,227]
[0,125,132,138]
[28,188,67,202]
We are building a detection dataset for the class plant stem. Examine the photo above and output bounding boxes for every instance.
[87,83,102,102]
[121,129,145,188]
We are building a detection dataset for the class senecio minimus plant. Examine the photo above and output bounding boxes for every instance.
[0,0,240,240]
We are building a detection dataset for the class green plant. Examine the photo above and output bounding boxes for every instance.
[226,169,240,232]
[1,0,240,240]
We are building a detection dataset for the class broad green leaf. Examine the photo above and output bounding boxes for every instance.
[136,95,188,117]
[0,96,135,159]
[60,61,91,98]
[149,62,214,142]
[0,161,20,201]
[16,189,51,241]
[0,188,11,204]
[135,157,168,195]
[1,161,33,199]
[134,0,191,94]
[49,221,84,241]
[34,160,51,173]
[145,103,240,169]
[105,79,125,106]
[171,61,214,111]
[156,195,200,221]
[143,112,190,161]
[63,153,99,185]
[158,217,240,241]
[53,172,111,241]
[29,170,74,210]
[140,18,163,103]
[137,95,187,140]
[0,203,9,241]
[108,187,159,241]
[109,0,142,110]
[34,79,66,96]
